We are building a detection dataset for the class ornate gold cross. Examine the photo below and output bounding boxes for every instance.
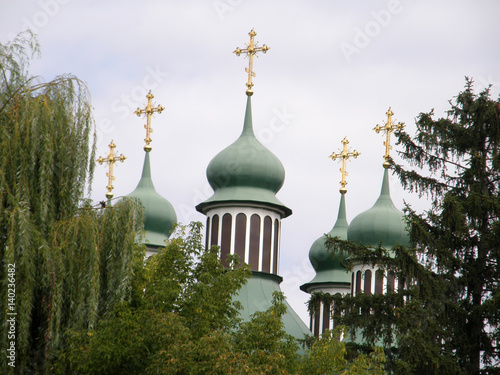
[329,137,360,194]
[134,91,164,152]
[97,140,127,199]
[373,107,405,168]
[233,29,270,96]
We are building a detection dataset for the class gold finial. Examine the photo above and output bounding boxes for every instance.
[373,107,405,168]
[233,28,270,96]
[134,90,164,152]
[97,140,127,199]
[329,137,360,194]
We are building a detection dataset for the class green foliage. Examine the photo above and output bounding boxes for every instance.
[57,223,386,374]
[300,327,385,375]
[394,78,500,374]
[55,222,252,374]
[0,33,145,374]
[139,222,250,336]
[324,79,500,374]
[55,304,190,374]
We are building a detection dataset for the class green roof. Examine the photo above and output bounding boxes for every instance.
[196,96,291,217]
[127,152,177,248]
[235,272,311,343]
[347,168,409,249]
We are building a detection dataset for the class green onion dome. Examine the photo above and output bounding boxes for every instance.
[127,152,177,248]
[301,194,351,291]
[196,96,291,217]
[347,169,409,249]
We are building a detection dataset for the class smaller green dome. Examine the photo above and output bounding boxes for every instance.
[301,194,351,291]
[196,96,291,217]
[127,152,177,248]
[347,168,409,249]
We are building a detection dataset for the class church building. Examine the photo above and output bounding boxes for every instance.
[100,29,410,343]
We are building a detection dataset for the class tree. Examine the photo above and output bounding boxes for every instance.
[0,33,145,374]
[54,222,252,374]
[326,79,500,374]
[56,222,385,374]
[299,327,385,375]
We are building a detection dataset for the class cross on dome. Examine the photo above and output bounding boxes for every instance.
[97,140,127,199]
[329,137,360,194]
[233,29,270,96]
[373,107,405,168]
[134,91,165,152]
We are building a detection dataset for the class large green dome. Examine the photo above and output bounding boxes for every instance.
[196,96,291,217]
[127,152,177,248]
[301,193,351,291]
[347,169,409,249]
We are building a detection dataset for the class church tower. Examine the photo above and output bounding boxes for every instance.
[301,137,359,337]
[127,91,177,257]
[196,29,310,341]
[347,108,409,296]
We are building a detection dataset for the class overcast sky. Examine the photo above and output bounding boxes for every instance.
[2,0,499,324]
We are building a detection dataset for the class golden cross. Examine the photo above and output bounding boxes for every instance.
[329,137,360,194]
[134,90,164,152]
[373,107,405,168]
[97,140,127,199]
[233,29,270,96]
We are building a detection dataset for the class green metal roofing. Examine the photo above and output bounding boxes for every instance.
[347,168,409,249]
[234,271,311,344]
[300,193,351,291]
[127,152,177,248]
[196,96,291,217]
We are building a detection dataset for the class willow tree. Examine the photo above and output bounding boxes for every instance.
[0,33,144,374]
[326,80,500,374]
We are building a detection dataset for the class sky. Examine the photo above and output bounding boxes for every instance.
[2,0,500,324]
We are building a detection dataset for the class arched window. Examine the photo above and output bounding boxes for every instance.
[221,213,232,267]
[313,304,321,338]
[351,272,355,295]
[364,270,372,295]
[398,276,406,292]
[322,302,331,333]
[273,219,280,274]
[387,272,395,293]
[205,216,210,250]
[262,216,272,273]
[355,271,362,295]
[234,213,247,264]
[210,214,219,247]
[375,270,384,295]
[249,214,261,271]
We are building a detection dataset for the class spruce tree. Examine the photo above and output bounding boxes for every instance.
[326,79,500,374]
